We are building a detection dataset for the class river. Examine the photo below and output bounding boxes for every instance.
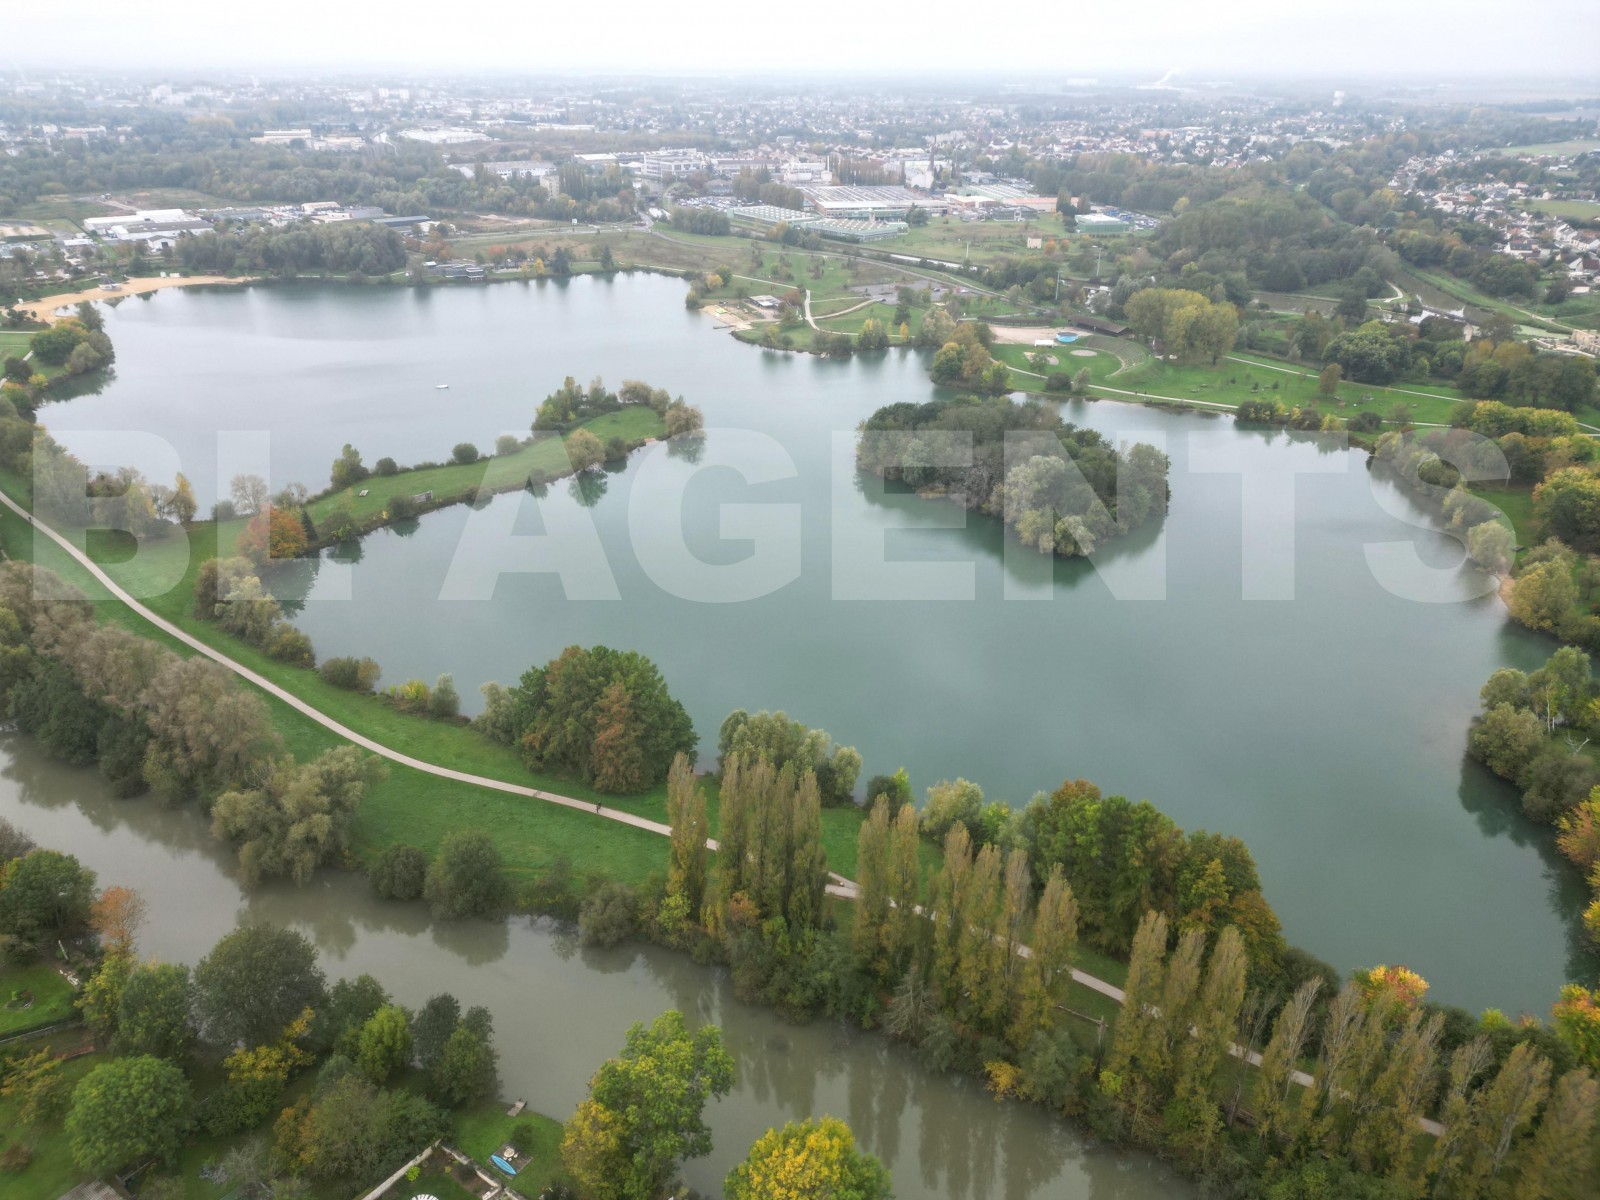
[41,275,1589,1015]
[0,735,1186,1199]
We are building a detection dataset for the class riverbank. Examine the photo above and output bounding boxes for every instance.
[20,274,255,322]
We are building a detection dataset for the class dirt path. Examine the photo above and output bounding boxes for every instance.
[22,275,254,322]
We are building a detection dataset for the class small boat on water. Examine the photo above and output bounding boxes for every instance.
[435,383,450,390]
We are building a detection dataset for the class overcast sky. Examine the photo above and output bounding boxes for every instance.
[10,0,1600,82]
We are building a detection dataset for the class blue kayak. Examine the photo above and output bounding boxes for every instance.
[491,1155,518,1176]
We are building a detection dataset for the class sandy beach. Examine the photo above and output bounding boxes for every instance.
[21,274,253,322]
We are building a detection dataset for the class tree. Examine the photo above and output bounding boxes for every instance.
[512,645,697,791]
[1467,521,1515,574]
[1,1048,71,1125]
[141,656,282,803]
[355,1005,413,1083]
[193,925,328,1047]
[724,1117,892,1200]
[591,679,650,793]
[168,473,197,524]
[1533,468,1600,553]
[431,1023,498,1108]
[89,884,147,956]
[210,747,387,886]
[273,1071,447,1183]
[424,829,512,920]
[79,950,133,1039]
[1317,363,1343,396]
[0,849,96,944]
[67,1056,193,1172]
[666,753,709,919]
[565,429,606,473]
[561,1010,735,1200]
[330,445,368,490]
[230,474,269,516]
[451,442,480,466]
[852,798,893,976]
[236,506,309,567]
[116,962,195,1060]
[412,994,462,1072]
[1467,704,1546,785]
[370,844,429,901]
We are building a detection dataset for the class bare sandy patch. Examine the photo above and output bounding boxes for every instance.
[23,275,254,322]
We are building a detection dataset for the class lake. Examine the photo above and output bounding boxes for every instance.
[43,275,1589,1015]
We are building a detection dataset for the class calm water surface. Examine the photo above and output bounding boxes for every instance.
[43,277,1589,1014]
[0,738,1187,1200]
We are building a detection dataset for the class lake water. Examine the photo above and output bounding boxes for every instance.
[43,275,1590,1015]
[0,736,1188,1200]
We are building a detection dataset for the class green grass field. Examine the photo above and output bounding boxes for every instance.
[309,407,664,526]
[1516,197,1600,222]
[1500,138,1600,157]
[0,330,36,360]
[453,1103,567,1193]
[0,963,77,1035]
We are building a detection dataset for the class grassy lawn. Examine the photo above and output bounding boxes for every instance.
[1500,138,1600,157]
[0,330,36,360]
[1516,197,1600,222]
[308,407,665,526]
[997,341,1474,425]
[453,1102,567,1193]
[0,1051,101,1200]
[0,962,77,1035]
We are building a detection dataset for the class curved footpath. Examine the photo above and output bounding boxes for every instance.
[0,488,1441,1134]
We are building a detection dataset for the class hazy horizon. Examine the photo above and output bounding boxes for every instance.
[8,0,1600,85]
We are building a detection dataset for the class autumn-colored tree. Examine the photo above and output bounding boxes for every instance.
[926,825,974,1013]
[665,752,708,918]
[90,885,147,956]
[235,506,308,567]
[724,1117,892,1200]
[223,1007,316,1086]
[1551,983,1600,1071]
[1511,1067,1600,1199]
[1,1048,70,1125]
[1100,910,1170,1135]
[78,949,134,1039]
[591,680,649,794]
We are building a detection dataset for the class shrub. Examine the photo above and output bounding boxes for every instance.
[374,457,399,476]
[604,436,628,462]
[0,1144,34,1172]
[428,674,460,720]
[387,493,420,520]
[197,1077,278,1137]
[494,434,521,456]
[211,499,238,522]
[370,844,429,901]
[451,443,480,465]
[319,656,381,691]
[578,883,638,948]
[267,624,315,667]
[1347,410,1382,433]
[1044,374,1074,393]
[386,679,431,711]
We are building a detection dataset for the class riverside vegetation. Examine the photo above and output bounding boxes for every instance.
[1,828,892,1200]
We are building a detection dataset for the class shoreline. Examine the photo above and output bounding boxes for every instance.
[21,274,256,322]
